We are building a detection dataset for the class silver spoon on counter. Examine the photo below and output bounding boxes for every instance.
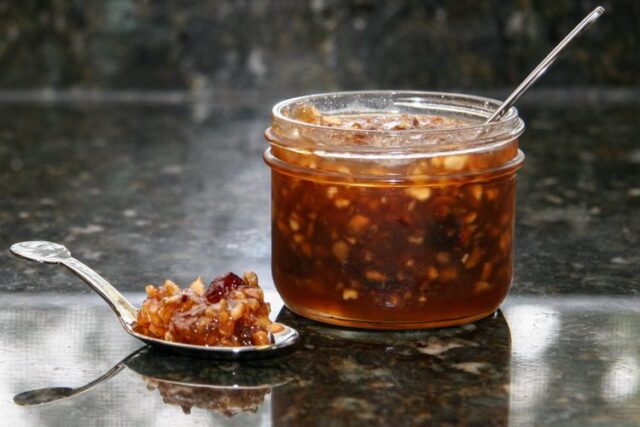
[10,241,299,359]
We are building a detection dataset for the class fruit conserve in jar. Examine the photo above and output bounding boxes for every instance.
[265,95,524,329]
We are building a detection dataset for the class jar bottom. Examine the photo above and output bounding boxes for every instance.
[282,301,502,330]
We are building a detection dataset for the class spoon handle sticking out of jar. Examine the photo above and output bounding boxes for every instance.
[486,6,605,123]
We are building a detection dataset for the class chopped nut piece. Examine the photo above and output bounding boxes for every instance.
[348,214,370,234]
[164,279,180,295]
[327,186,338,199]
[499,234,510,252]
[335,198,350,208]
[189,277,206,295]
[436,252,450,264]
[439,266,458,283]
[465,247,483,269]
[246,298,260,311]
[427,266,439,281]
[321,115,343,126]
[481,262,493,281]
[134,272,272,347]
[343,288,359,300]
[271,323,285,333]
[443,155,469,171]
[252,331,270,345]
[366,270,387,281]
[408,235,424,245]
[405,187,432,201]
[464,212,478,224]
[289,218,300,231]
[470,186,483,201]
[145,284,157,297]
[332,241,350,262]
[244,287,264,301]
[293,103,321,122]
[431,156,444,168]
[474,281,491,294]
[231,302,246,321]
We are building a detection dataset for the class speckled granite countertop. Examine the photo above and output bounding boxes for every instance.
[0,96,638,426]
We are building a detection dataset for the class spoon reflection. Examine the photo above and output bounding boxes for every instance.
[14,346,295,416]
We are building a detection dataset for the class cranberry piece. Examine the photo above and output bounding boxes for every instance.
[204,272,245,303]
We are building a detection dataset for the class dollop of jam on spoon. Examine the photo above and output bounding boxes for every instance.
[10,241,299,359]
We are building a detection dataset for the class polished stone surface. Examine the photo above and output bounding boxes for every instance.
[2,295,639,426]
[0,2,636,90]
[0,96,639,426]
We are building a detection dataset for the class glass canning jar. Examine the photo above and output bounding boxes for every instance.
[264,91,525,329]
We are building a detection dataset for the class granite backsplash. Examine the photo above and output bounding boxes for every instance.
[0,0,636,92]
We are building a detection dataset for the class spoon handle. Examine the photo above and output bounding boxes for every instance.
[14,347,145,406]
[486,6,605,123]
[61,257,139,326]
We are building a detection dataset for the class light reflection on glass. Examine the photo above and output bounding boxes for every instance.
[602,355,640,404]
[504,304,560,359]
[3,294,640,426]
[503,303,560,426]
[0,296,274,426]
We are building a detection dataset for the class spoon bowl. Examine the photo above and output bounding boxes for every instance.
[14,387,75,406]
[10,241,299,359]
[11,241,71,263]
[14,345,296,408]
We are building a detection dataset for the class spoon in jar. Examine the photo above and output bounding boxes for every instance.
[485,6,605,123]
[394,6,605,122]
[9,241,299,359]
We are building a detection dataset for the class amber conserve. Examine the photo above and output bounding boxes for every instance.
[134,272,273,346]
[265,94,524,329]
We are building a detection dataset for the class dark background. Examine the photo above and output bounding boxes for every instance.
[0,0,636,94]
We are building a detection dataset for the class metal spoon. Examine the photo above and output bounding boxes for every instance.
[14,345,295,407]
[393,7,604,122]
[13,349,139,406]
[485,6,605,123]
[9,241,299,359]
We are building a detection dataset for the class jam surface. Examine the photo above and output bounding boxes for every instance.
[268,106,519,328]
[134,272,273,346]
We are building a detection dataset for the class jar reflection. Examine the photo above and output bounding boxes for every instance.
[271,308,511,426]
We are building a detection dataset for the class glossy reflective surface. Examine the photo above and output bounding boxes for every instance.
[2,295,639,425]
[1,99,639,425]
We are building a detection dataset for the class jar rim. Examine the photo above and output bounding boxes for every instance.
[272,90,522,137]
